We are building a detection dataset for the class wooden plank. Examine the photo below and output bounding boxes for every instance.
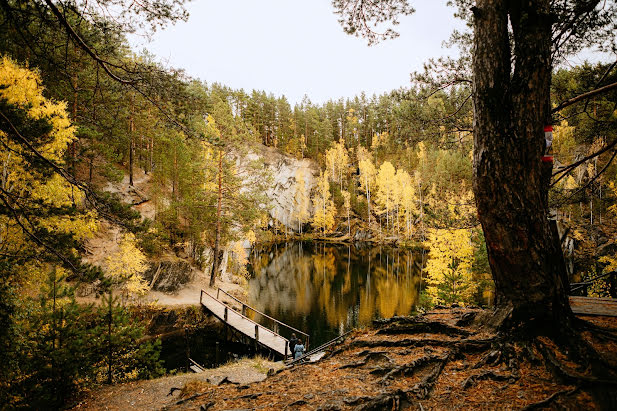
[201,291,288,355]
[570,296,617,317]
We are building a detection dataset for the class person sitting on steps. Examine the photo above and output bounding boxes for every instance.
[294,339,305,360]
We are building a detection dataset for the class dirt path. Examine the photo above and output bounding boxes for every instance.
[71,358,283,410]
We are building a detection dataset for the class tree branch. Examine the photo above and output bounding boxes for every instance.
[552,138,617,183]
[43,0,133,84]
[552,81,617,113]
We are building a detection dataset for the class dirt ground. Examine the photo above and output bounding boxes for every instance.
[71,357,284,410]
[74,308,617,410]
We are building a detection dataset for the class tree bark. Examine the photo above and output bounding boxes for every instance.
[129,95,134,186]
[472,0,572,327]
[209,150,223,287]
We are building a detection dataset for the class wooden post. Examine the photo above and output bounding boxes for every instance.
[184,328,190,373]
[242,304,246,317]
[285,341,289,359]
[254,325,259,355]
[224,306,228,322]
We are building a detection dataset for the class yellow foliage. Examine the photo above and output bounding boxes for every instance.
[356,145,370,163]
[425,228,477,305]
[375,161,396,214]
[325,140,349,186]
[371,132,389,150]
[245,230,257,245]
[312,170,336,233]
[0,56,97,268]
[358,158,376,196]
[38,210,98,241]
[292,168,311,231]
[0,57,75,161]
[106,233,149,303]
[229,240,250,277]
[417,141,427,164]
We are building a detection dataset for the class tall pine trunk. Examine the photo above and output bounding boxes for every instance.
[129,95,134,186]
[472,0,571,327]
[209,150,223,287]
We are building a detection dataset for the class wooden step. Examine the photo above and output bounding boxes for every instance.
[569,296,617,317]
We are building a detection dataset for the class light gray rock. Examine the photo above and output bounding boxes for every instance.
[236,144,319,232]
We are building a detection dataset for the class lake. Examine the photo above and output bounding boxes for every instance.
[247,242,426,349]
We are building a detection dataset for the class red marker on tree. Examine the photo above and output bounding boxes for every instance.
[542,125,553,163]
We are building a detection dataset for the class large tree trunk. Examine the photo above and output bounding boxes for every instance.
[472,0,572,327]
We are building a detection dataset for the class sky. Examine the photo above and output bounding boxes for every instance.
[130,1,468,105]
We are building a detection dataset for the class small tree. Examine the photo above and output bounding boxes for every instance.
[375,161,396,232]
[312,171,336,235]
[292,168,311,233]
[358,158,376,224]
[425,228,477,306]
[105,233,149,304]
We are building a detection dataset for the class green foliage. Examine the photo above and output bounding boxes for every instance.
[425,229,477,306]
[0,269,163,408]
[352,195,369,219]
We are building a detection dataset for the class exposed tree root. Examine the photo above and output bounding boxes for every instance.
[347,337,493,351]
[462,370,515,389]
[375,320,472,337]
[520,387,578,410]
[575,317,617,342]
[163,309,616,410]
[408,355,448,399]
[351,390,404,411]
[535,340,617,386]
[375,354,445,381]
[339,352,395,370]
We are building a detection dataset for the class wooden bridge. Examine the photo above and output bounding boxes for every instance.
[200,288,309,357]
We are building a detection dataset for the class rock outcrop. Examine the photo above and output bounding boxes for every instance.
[238,144,320,232]
[142,261,194,292]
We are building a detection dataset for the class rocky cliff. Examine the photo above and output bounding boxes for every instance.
[239,144,319,232]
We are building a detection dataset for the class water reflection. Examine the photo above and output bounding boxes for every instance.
[247,242,425,348]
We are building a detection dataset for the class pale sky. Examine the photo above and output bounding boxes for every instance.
[130,1,467,105]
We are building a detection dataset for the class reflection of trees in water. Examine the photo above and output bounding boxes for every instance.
[248,243,423,331]
[248,243,314,316]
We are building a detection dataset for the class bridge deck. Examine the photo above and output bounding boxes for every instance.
[570,296,617,317]
[200,290,289,356]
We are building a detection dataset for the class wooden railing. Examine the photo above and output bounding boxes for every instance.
[200,289,290,356]
[216,288,310,349]
[286,330,353,366]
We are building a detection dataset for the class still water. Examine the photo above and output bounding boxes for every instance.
[247,242,426,349]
